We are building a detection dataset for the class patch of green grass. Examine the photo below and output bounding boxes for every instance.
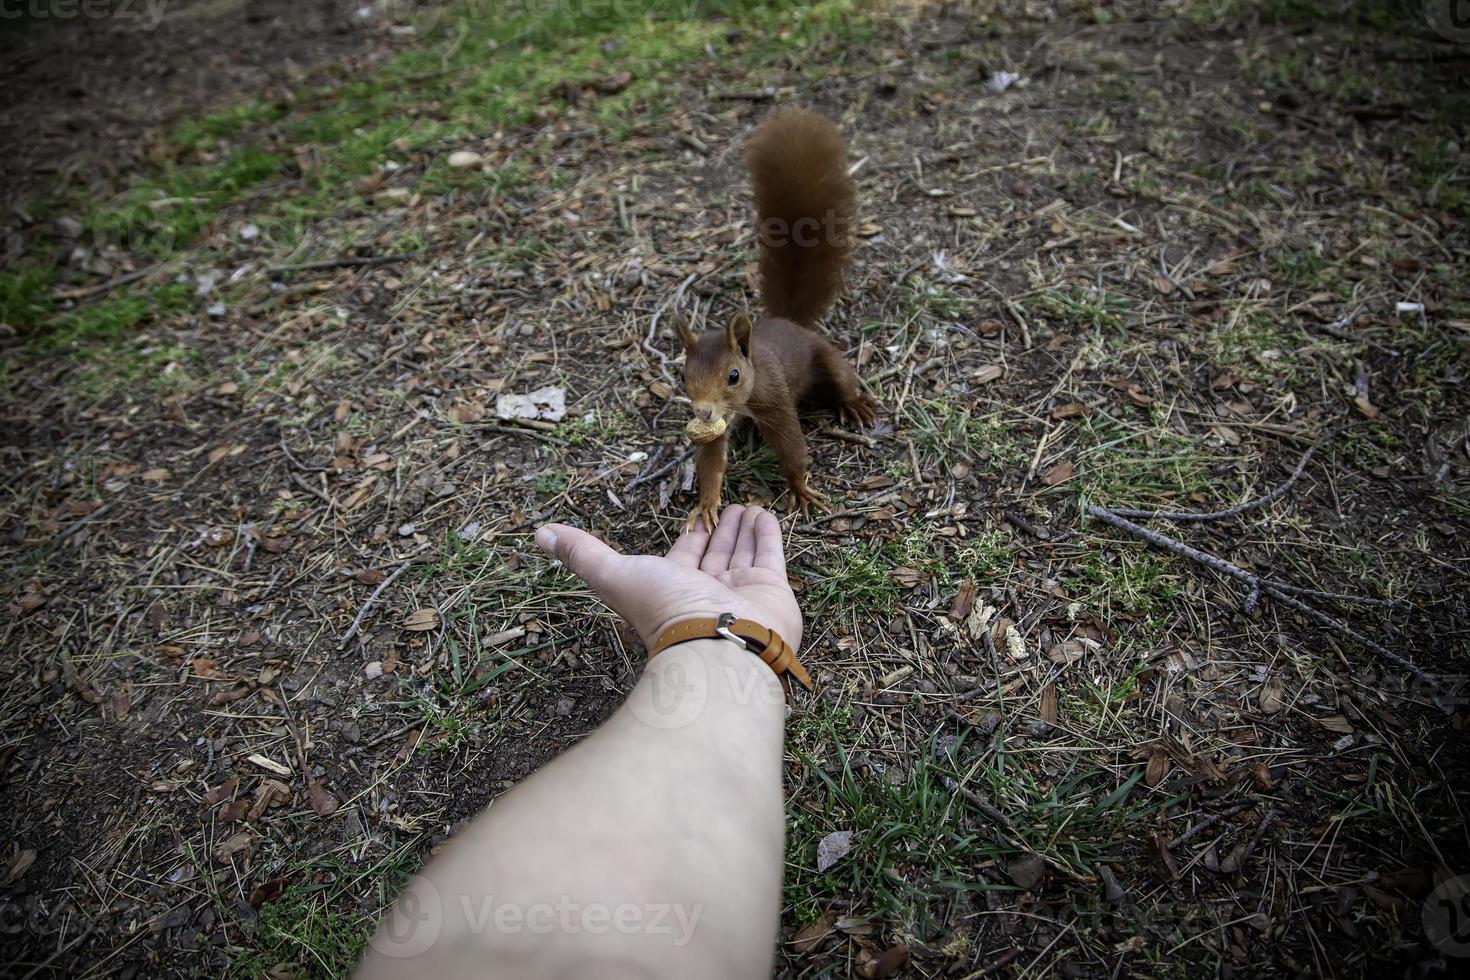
[903,402,1030,475]
[1271,248,1333,290]
[29,282,193,354]
[535,470,568,495]
[229,885,373,980]
[1074,412,1226,507]
[1035,287,1132,335]
[1205,308,1297,381]
[950,530,1013,583]
[18,0,874,363]
[1070,549,1181,635]
[805,541,899,614]
[786,734,1182,933]
[0,264,53,327]
[785,737,1008,931]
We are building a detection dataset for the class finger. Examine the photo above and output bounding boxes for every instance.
[535,524,623,592]
[729,505,762,569]
[752,508,787,577]
[699,504,746,574]
[665,517,711,569]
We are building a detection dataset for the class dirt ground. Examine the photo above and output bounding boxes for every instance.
[2,0,1468,977]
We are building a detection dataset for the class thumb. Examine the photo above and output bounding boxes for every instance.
[535,524,622,591]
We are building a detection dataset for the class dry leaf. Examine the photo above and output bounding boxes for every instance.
[140,467,172,483]
[1051,401,1088,419]
[213,832,254,864]
[249,877,290,909]
[1144,746,1171,787]
[307,781,339,817]
[790,911,837,954]
[1258,674,1284,715]
[401,608,440,632]
[1038,683,1059,725]
[972,364,1004,384]
[203,776,240,806]
[1317,714,1354,734]
[2,848,37,885]
[867,944,910,980]
[1007,852,1046,890]
[1041,461,1074,486]
[816,830,854,872]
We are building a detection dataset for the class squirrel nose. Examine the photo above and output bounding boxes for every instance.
[695,404,716,422]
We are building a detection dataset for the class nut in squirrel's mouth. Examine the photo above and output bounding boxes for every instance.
[684,415,728,444]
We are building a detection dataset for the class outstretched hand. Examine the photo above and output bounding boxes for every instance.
[534,504,802,652]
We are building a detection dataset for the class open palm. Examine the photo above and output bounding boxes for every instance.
[534,505,802,652]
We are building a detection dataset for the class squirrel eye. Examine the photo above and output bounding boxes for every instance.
[727,369,740,386]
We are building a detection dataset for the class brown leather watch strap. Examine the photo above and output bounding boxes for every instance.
[648,613,813,692]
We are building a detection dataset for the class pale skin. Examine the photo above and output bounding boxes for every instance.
[356,505,800,980]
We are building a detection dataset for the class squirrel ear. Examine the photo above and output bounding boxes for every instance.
[726,314,753,356]
[672,311,699,352]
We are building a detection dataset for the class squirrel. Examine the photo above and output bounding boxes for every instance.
[676,108,878,531]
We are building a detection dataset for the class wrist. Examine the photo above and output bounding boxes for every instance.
[648,613,811,692]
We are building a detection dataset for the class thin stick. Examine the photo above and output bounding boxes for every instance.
[644,271,700,385]
[1108,434,1326,523]
[481,423,569,447]
[818,426,877,448]
[1168,800,1254,849]
[1086,506,1439,689]
[338,558,416,647]
[266,253,420,274]
[627,445,695,489]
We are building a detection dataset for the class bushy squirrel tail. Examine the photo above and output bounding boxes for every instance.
[745,108,856,328]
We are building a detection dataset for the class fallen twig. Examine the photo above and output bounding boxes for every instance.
[1168,799,1254,849]
[1086,506,1439,690]
[643,271,700,386]
[266,253,420,274]
[51,262,165,301]
[1219,809,1278,874]
[627,445,695,489]
[818,426,877,448]
[1108,434,1326,523]
[481,422,569,447]
[338,557,417,647]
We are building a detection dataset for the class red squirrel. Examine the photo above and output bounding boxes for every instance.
[676,108,878,531]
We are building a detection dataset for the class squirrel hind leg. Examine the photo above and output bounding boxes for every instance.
[812,341,880,428]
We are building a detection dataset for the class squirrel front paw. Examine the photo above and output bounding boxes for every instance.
[686,502,721,533]
[840,393,880,429]
[784,480,830,519]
